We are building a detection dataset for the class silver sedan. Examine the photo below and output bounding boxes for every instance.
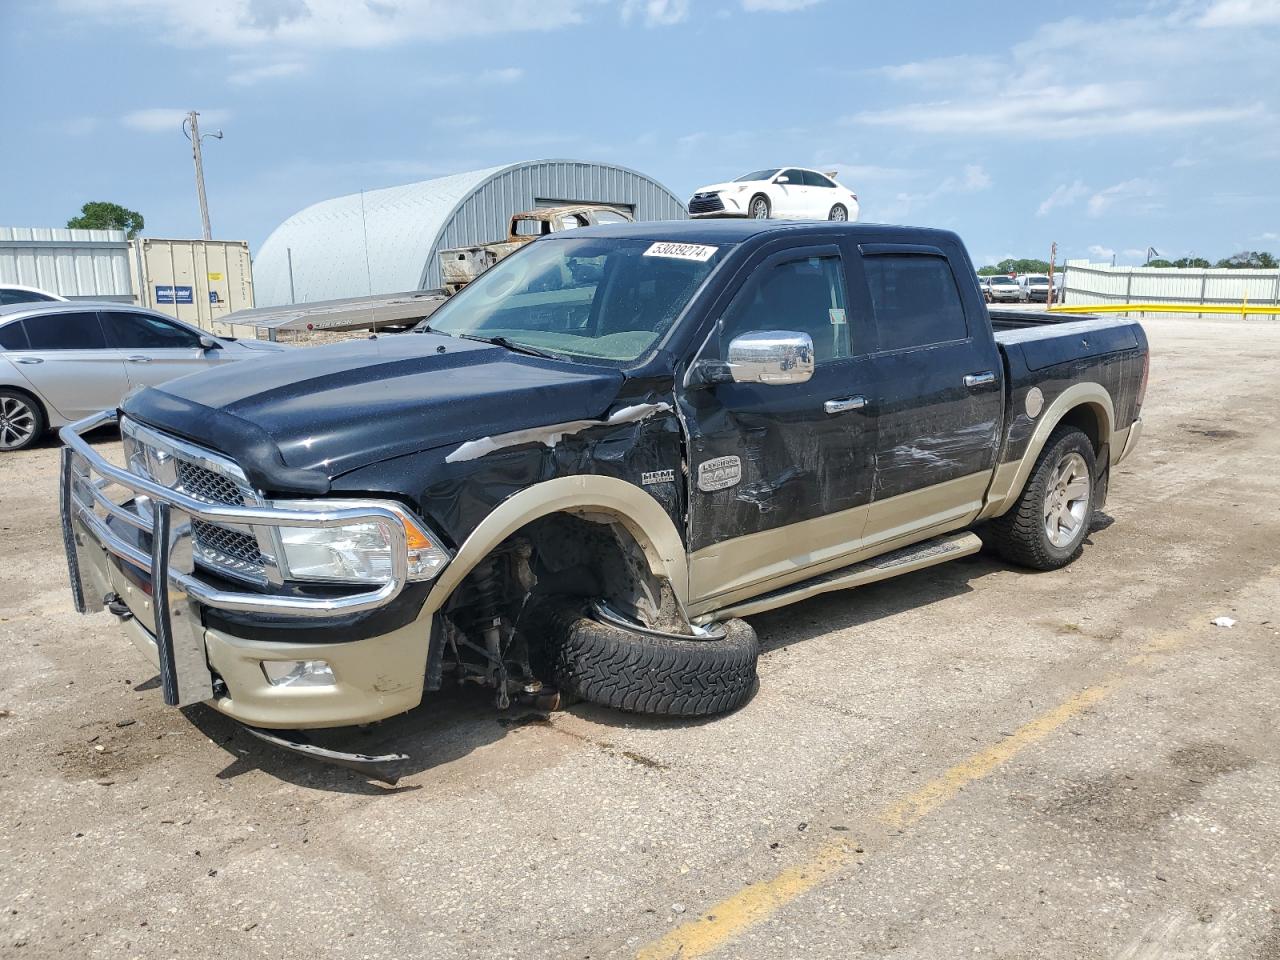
[0,302,290,451]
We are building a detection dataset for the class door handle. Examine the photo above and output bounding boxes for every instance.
[824,396,867,414]
[13,357,42,365]
[126,356,152,363]
[963,371,996,388]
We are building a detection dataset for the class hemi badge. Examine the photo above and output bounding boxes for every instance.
[642,469,676,486]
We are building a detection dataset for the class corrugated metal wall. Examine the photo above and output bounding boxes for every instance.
[423,160,687,288]
[1063,260,1280,307]
[0,227,132,300]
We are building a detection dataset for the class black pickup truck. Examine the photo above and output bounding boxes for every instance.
[60,220,1147,776]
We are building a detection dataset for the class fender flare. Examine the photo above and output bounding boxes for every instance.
[981,382,1115,520]
[423,475,689,616]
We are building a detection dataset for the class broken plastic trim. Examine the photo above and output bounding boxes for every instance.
[590,600,727,642]
[445,402,673,464]
[241,725,410,785]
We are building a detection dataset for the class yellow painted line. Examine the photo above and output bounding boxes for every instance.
[1047,302,1280,315]
[634,611,1223,960]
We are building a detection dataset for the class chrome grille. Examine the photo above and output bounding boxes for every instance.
[176,460,245,506]
[120,418,269,584]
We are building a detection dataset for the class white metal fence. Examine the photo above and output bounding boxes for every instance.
[1062,260,1280,308]
[0,226,132,300]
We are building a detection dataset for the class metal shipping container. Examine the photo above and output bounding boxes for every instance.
[129,238,254,328]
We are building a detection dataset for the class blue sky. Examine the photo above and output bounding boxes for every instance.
[2,0,1278,268]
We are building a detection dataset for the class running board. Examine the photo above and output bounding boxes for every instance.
[714,531,983,620]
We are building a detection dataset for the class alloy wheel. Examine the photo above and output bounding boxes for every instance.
[0,396,37,450]
[1043,451,1091,547]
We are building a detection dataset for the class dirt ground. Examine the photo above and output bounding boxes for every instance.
[1,316,1277,960]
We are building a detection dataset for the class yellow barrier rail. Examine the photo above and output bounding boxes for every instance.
[1047,302,1280,316]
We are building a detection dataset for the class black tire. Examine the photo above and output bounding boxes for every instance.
[986,426,1096,571]
[0,388,46,452]
[748,194,771,220]
[531,600,759,717]
[828,204,848,221]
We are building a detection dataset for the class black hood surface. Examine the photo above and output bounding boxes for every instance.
[123,333,626,487]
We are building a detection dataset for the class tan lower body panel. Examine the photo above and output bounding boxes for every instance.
[709,531,983,621]
[688,473,987,618]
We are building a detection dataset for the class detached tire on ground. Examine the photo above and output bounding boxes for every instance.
[533,601,759,717]
[986,425,1097,570]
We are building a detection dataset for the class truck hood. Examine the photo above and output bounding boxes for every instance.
[121,332,625,491]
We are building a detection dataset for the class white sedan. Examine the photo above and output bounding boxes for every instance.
[687,167,860,222]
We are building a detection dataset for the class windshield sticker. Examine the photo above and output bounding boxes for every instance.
[644,242,719,262]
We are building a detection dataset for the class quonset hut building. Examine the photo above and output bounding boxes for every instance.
[253,159,687,306]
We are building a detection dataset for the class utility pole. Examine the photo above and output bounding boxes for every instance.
[183,111,222,240]
[1048,241,1057,306]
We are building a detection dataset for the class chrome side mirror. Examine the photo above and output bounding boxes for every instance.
[725,330,814,385]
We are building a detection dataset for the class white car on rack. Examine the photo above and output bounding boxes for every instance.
[687,167,860,222]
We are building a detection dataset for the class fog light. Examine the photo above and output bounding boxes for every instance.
[261,659,336,688]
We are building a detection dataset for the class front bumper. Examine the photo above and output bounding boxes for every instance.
[59,411,434,729]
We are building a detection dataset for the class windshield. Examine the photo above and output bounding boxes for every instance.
[735,169,780,182]
[422,237,727,364]
[1026,276,1050,284]
[990,276,1016,285]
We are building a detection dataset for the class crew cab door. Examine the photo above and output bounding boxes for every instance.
[856,242,1003,547]
[680,244,877,605]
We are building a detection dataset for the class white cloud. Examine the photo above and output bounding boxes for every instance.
[122,108,231,133]
[873,164,991,220]
[57,0,588,48]
[621,0,689,25]
[961,164,991,191]
[1037,180,1089,217]
[227,61,305,86]
[741,0,824,11]
[421,67,525,87]
[1198,0,1280,27]
[817,162,917,183]
[1088,244,1116,260]
[1259,231,1280,241]
[853,11,1276,141]
[1087,178,1158,218]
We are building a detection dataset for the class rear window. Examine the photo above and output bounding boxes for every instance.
[863,255,968,351]
[23,311,107,350]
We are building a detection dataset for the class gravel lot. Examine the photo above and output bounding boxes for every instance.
[2,316,1278,959]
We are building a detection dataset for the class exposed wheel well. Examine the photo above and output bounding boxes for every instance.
[1055,402,1108,456]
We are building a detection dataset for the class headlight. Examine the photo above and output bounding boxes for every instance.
[269,499,450,584]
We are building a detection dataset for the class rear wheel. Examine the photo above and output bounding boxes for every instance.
[531,599,759,717]
[0,389,44,452]
[749,195,771,220]
[987,427,1096,570]
[828,204,848,221]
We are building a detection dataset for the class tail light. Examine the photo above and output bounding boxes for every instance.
[1137,351,1150,410]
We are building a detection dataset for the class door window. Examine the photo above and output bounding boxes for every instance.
[103,311,202,349]
[22,312,107,350]
[0,289,57,305]
[720,255,851,364]
[777,168,803,184]
[863,255,968,352]
[0,321,29,350]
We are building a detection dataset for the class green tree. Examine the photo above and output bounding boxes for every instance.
[1146,258,1174,268]
[978,258,1062,275]
[67,201,144,239]
[1215,250,1278,269]
[1171,257,1211,268]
